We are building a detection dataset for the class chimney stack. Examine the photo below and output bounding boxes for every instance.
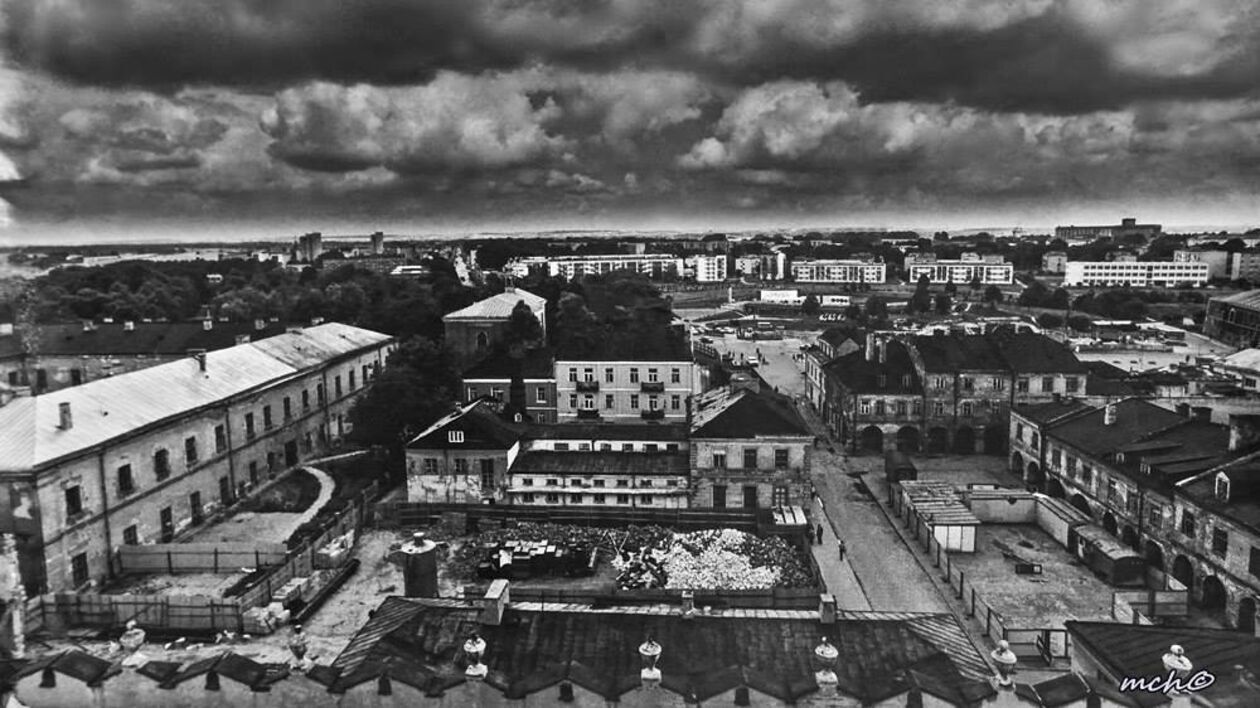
[1104,404,1117,426]
[681,590,697,619]
[463,633,488,680]
[202,318,213,331]
[1176,402,1191,418]
[864,332,877,362]
[58,402,72,430]
[480,578,509,626]
[813,638,839,696]
[235,335,250,346]
[188,350,207,372]
[819,594,837,625]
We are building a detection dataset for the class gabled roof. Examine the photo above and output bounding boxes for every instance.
[1219,348,1260,373]
[460,347,555,380]
[1212,289,1260,308]
[158,652,284,690]
[1013,399,1092,427]
[909,335,1009,372]
[333,597,989,704]
[822,341,921,395]
[405,400,524,451]
[993,332,1087,374]
[1045,399,1186,458]
[0,321,290,360]
[691,385,813,439]
[0,323,392,473]
[443,288,545,321]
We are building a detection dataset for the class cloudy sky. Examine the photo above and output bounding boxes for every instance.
[3,0,1260,241]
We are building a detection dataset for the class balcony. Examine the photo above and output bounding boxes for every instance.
[641,409,665,421]
[640,381,665,393]
[576,380,600,393]
[576,409,601,420]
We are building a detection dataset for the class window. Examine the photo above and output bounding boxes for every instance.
[554,442,570,451]
[649,396,660,410]
[348,370,356,390]
[1148,503,1163,529]
[961,377,974,391]
[154,449,171,480]
[568,394,578,408]
[772,485,789,506]
[622,443,634,451]
[1081,466,1093,486]
[1180,509,1197,537]
[648,368,659,383]
[536,387,547,404]
[671,368,681,384]
[454,459,469,476]
[123,525,139,546]
[605,367,614,383]
[582,395,596,410]
[1041,376,1054,392]
[71,553,89,587]
[713,452,727,469]
[605,394,614,409]
[1065,377,1080,393]
[896,400,907,416]
[1106,478,1117,503]
[630,368,640,383]
[71,368,83,386]
[521,477,533,486]
[546,478,558,486]
[644,443,658,452]
[283,397,292,420]
[617,494,630,505]
[912,400,923,415]
[1016,423,1024,440]
[245,413,256,439]
[666,443,679,452]
[593,479,605,488]
[1212,528,1229,558]
[423,459,439,475]
[567,367,577,382]
[630,394,640,408]
[641,495,653,505]
[992,377,1006,391]
[744,448,759,469]
[544,493,560,504]
[901,374,912,388]
[774,449,789,469]
[1017,378,1029,393]
[65,485,83,517]
[859,399,872,415]
[302,389,310,411]
[1031,432,1040,450]
[1251,547,1260,579]
[1051,448,1062,468]
[334,375,343,397]
[214,425,227,454]
[521,493,536,503]
[569,479,582,487]
[317,384,325,403]
[249,461,259,484]
[480,459,495,491]
[583,367,594,382]
[933,401,945,416]
[569,494,583,503]
[262,405,273,430]
[671,394,681,410]
[616,479,629,488]
[448,430,464,444]
[640,479,653,488]
[593,494,606,504]
[875,400,886,416]
[1067,457,1078,476]
[961,402,973,418]
[118,464,134,496]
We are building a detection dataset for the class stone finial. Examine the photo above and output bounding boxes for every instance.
[991,639,1017,688]
[814,637,840,692]
[639,637,662,686]
[464,632,488,679]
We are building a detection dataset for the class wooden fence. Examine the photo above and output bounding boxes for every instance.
[381,502,772,534]
[27,593,245,635]
[114,543,289,575]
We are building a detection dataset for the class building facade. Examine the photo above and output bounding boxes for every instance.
[535,254,683,280]
[1062,261,1210,287]
[404,401,524,504]
[689,375,814,509]
[1054,217,1162,241]
[688,255,728,282]
[1232,252,1260,282]
[459,348,558,424]
[1041,251,1068,274]
[554,358,700,423]
[1205,290,1260,347]
[442,287,547,367]
[1173,249,1230,280]
[0,323,394,596]
[789,259,886,284]
[904,253,1013,285]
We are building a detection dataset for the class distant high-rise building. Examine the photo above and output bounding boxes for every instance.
[1054,217,1162,242]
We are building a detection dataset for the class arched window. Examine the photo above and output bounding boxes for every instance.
[476,332,489,351]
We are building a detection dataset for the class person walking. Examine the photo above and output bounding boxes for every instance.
[838,539,847,562]
[815,523,824,545]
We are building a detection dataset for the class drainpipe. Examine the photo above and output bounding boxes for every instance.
[96,451,114,580]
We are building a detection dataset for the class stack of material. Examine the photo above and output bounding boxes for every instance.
[314,529,356,569]
[242,603,291,635]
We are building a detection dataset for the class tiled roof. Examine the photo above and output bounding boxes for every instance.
[332,598,990,703]
[691,385,813,439]
[993,332,1088,374]
[1046,398,1186,458]
[1180,460,1260,531]
[460,347,555,380]
[406,400,524,451]
[1219,348,1260,372]
[443,289,545,321]
[0,323,392,472]
[525,422,689,442]
[910,335,1009,372]
[822,341,921,395]
[1212,289,1260,309]
[0,321,289,360]
[510,450,689,476]
[1013,399,1092,426]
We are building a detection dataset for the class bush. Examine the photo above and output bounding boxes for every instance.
[1067,315,1093,332]
[1036,313,1064,329]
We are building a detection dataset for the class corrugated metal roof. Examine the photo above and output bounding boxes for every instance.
[442,288,545,321]
[0,323,391,472]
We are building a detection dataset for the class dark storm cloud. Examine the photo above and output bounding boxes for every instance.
[7,0,1260,113]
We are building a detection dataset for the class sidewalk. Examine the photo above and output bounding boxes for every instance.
[808,497,871,611]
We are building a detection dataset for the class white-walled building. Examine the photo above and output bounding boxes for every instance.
[688,255,728,282]
[554,357,701,423]
[790,259,886,284]
[537,254,683,280]
[1062,260,1210,287]
[904,253,1013,285]
[0,323,394,595]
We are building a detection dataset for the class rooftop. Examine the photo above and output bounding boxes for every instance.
[406,400,524,451]
[510,450,689,477]
[0,323,392,473]
[1046,398,1186,459]
[1180,459,1260,531]
[1219,348,1260,373]
[0,320,289,360]
[442,288,545,321]
[1211,289,1260,309]
[1013,398,1093,427]
[331,597,991,703]
[525,422,689,442]
[822,341,921,395]
[691,384,814,439]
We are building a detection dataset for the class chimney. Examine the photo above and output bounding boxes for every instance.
[202,318,213,331]
[480,578,509,626]
[124,321,135,332]
[370,231,384,256]
[505,286,515,294]
[1192,406,1212,423]
[1104,403,1117,426]
[81,320,94,332]
[235,335,250,346]
[58,402,72,430]
[680,590,697,619]
[1176,402,1191,418]
[818,594,837,625]
[991,640,1017,688]
[864,332,877,361]
[253,319,266,331]
[188,349,207,372]
[386,533,439,597]
[310,317,324,326]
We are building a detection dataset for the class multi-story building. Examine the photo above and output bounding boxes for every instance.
[1232,251,1260,282]
[442,287,547,367]
[1011,398,1260,630]
[1173,249,1230,280]
[459,347,557,423]
[0,323,394,595]
[789,259,886,284]
[689,373,814,509]
[1205,290,1260,347]
[404,400,524,504]
[554,356,700,423]
[904,253,1013,285]
[1054,217,1162,241]
[1213,349,1260,393]
[823,331,1086,454]
[803,327,862,413]
[688,254,728,282]
[1061,260,1210,287]
[734,255,762,277]
[525,254,683,280]
[506,449,690,508]
[758,251,789,280]
[0,319,288,394]
[1041,251,1068,274]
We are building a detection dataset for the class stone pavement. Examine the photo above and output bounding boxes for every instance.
[806,496,871,611]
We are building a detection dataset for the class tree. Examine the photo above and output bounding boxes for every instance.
[934,293,953,315]
[910,274,932,313]
[1067,314,1093,332]
[864,295,889,321]
[502,300,544,349]
[984,285,1004,307]
[969,275,982,293]
[1036,313,1064,329]
[1048,288,1071,310]
[347,336,459,449]
[801,293,821,316]
[944,280,957,297]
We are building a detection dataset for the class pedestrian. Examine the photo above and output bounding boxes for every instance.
[838,540,847,562]
[815,524,824,545]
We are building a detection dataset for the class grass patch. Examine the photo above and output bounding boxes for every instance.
[238,468,322,513]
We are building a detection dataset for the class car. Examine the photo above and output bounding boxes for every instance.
[699,336,713,344]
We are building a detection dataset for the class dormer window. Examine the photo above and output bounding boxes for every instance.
[1140,462,1151,475]
[1115,452,1125,464]
[877,374,887,388]
[1216,473,1231,503]
[448,430,464,444]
